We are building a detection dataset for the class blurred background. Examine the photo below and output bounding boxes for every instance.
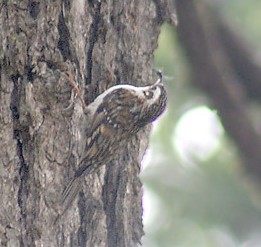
[142,0,261,246]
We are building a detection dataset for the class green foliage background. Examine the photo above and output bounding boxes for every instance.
[142,1,261,246]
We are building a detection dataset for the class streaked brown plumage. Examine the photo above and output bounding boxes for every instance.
[59,71,167,220]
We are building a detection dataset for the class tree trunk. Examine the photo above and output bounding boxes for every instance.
[0,1,175,246]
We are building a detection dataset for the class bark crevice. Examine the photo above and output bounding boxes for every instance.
[84,1,101,86]
[10,74,32,245]
[28,0,40,20]
[102,161,123,247]
[58,11,71,61]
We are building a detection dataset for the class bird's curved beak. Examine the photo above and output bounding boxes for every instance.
[154,70,163,85]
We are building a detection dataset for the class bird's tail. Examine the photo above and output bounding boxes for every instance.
[54,163,97,225]
[54,176,82,225]
[62,176,82,208]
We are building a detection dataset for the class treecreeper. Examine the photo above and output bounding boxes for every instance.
[55,71,167,223]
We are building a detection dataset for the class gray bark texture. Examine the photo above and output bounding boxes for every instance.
[0,0,175,246]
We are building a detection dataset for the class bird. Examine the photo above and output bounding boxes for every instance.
[58,71,167,220]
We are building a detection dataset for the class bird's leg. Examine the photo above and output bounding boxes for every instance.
[66,70,86,109]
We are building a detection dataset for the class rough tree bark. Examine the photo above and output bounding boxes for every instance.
[0,0,175,246]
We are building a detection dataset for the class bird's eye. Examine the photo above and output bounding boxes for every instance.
[143,90,154,99]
